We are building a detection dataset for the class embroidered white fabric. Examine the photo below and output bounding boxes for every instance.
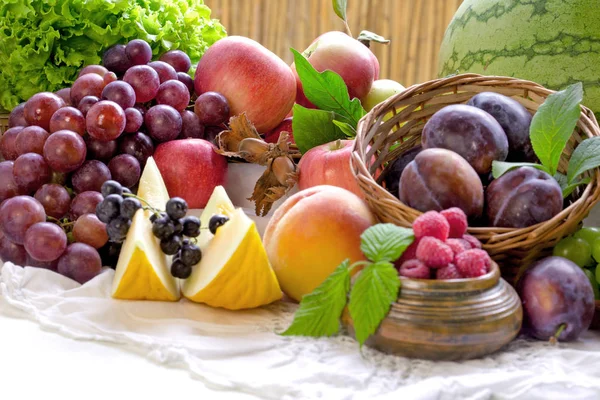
[2,261,600,400]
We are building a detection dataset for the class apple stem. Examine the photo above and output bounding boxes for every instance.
[330,139,344,151]
[549,323,567,345]
[344,22,352,38]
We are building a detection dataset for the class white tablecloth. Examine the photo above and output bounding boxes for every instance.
[2,261,600,400]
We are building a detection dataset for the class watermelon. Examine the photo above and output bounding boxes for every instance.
[438,0,600,115]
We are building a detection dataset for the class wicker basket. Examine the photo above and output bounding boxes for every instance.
[351,73,600,284]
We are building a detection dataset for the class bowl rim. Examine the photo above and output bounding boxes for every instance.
[399,261,500,293]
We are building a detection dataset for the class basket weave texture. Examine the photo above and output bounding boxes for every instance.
[351,74,600,284]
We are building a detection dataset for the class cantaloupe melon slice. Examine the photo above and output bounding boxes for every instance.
[111,157,179,301]
[197,185,235,250]
[112,210,180,301]
[137,157,170,211]
[182,208,282,310]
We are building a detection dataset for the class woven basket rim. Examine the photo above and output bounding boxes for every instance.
[351,73,600,262]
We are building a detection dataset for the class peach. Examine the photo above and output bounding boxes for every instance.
[263,185,376,302]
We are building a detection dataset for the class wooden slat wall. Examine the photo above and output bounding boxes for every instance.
[204,0,463,87]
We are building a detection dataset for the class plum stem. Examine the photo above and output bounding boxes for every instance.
[549,323,567,345]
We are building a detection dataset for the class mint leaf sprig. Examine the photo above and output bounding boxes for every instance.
[281,224,414,347]
[492,82,600,198]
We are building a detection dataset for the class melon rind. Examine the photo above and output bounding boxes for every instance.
[438,0,600,114]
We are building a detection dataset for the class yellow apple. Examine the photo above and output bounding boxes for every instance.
[361,79,405,112]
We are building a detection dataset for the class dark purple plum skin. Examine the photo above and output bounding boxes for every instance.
[517,256,595,341]
[422,104,509,174]
[486,166,562,228]
[399,148,484,218]
[468,92,535,162]
[384,145,422,198]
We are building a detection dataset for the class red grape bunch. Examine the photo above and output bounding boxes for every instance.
[0,37,233,284]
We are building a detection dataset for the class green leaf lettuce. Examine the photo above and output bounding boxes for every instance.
[0,0,227,111]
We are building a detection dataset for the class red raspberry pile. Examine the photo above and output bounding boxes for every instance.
[396,208,492,280]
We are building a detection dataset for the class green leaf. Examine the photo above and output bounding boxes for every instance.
[332,119,357,138]
[349,261,401,346]
[332,0,348,22]
[291,48,366,128]
[530,82,584,176]
[554,172,589,198]
[554,171,569,189]
[281,260,351,337]
[492,161,549,179]
[562,178,591,198]
[292,104,347,154]
[357,30,390,45]
[360,224,415,263]
[567,136,600,183]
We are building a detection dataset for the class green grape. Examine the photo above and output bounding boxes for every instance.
[592,238,600,264]
[596,263,600,285]
[574,227,600,248]
[583,269,600,300]
[552,237,593,267]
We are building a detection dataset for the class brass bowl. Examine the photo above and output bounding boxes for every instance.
[343,262,523,361]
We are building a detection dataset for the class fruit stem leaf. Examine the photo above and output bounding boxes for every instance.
[549,323,567,345]
[332,119,357,138]
[280,259,352,337]
[292,105,347,154]
[491,161,550,180]
[566,136,600,183]
[360,224,415,263]
[561,177,591,198]
[529,82,583,176]
[290,48,366,128]
[349,261,401,347]
[357,30,390,47]
[332,0,352,37]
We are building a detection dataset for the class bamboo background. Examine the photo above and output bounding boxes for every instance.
[204,0,464,87]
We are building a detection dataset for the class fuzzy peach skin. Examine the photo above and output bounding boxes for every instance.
[263,185,376,302]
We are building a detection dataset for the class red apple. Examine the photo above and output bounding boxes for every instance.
[153,139,228,209]
[298,139,367,199]
[264,117,294,144]
[369,49,380,81]
[292,31,377,109]
[194,36,296,133]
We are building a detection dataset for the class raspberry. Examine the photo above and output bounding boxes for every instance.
[441,207,468,238]
[399,259,431,279]
[436,264,463,280]
[413,211,450,241]
[455,249,491,278]
[416,236,454,268]
[462,234,482,249]
[396,239,420,266]
[445,238,470,258]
